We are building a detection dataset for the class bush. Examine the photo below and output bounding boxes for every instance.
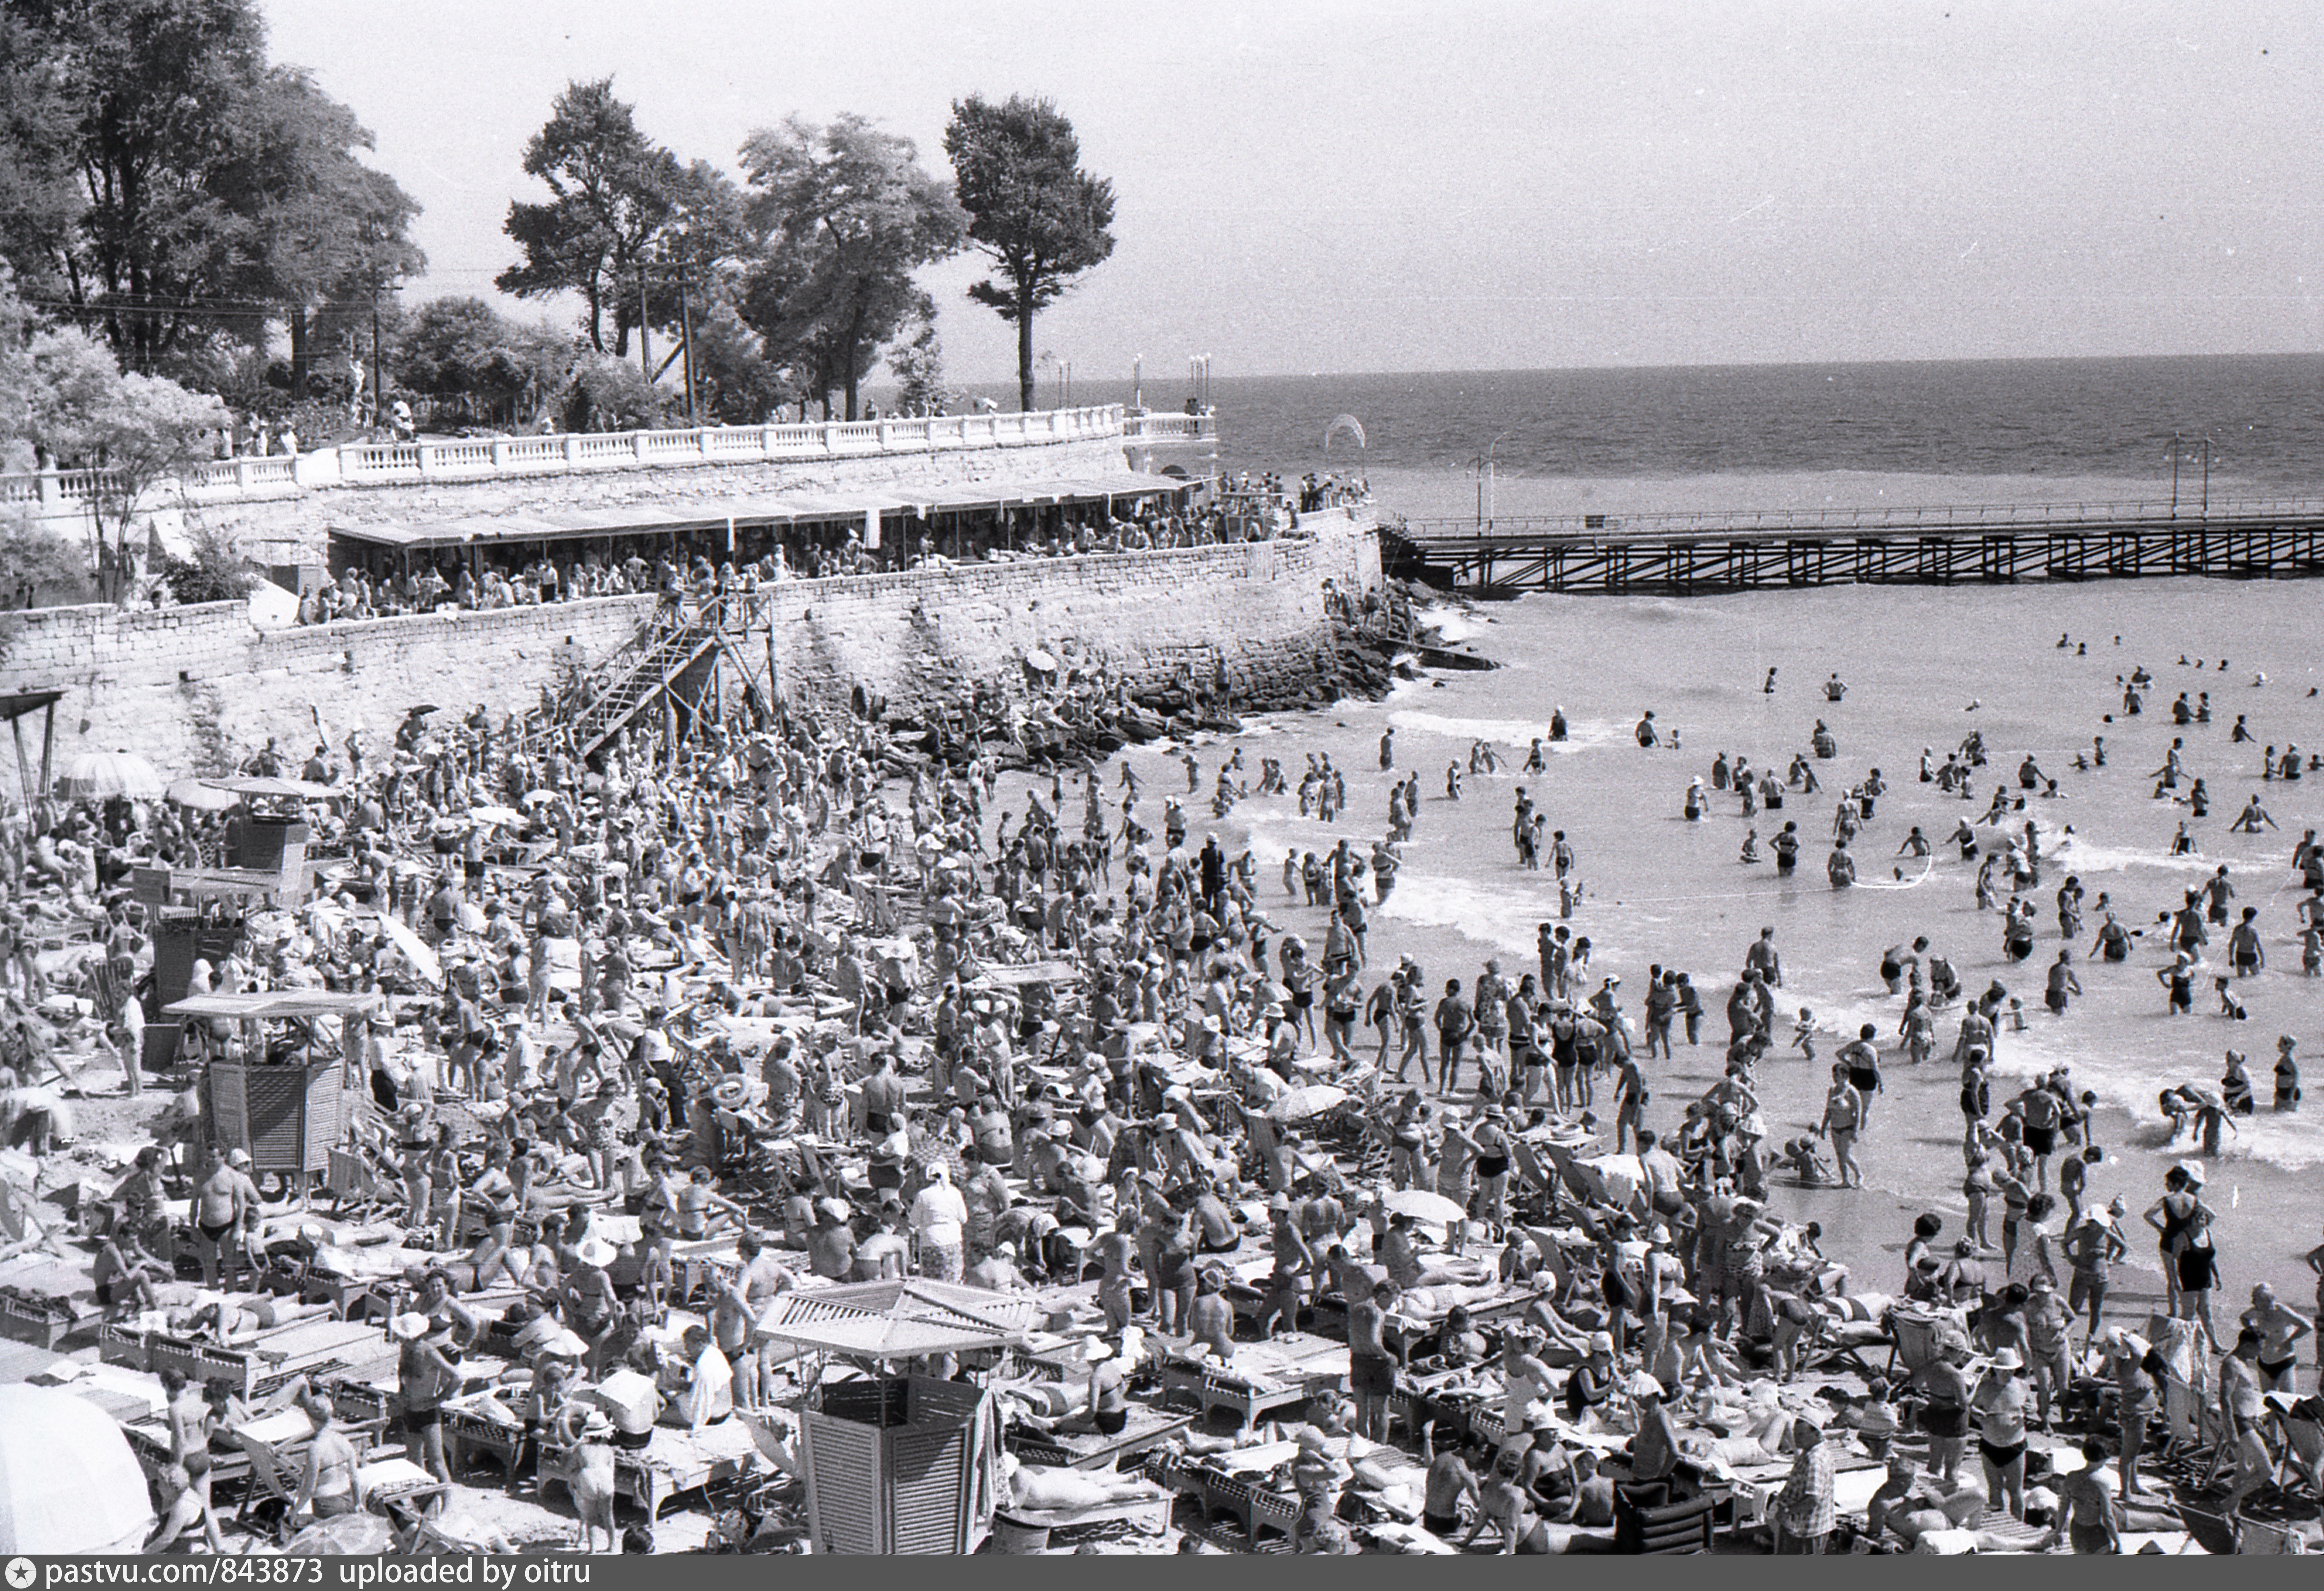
[154,524,257,605]
[0,514,95,608]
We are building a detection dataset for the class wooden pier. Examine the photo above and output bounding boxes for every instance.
[1383,498,2324,595]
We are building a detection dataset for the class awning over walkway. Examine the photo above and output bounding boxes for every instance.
[330,473,1199,552]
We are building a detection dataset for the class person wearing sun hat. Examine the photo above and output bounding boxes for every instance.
[392,1309,463,1484]
[1970,1343,2032,1519]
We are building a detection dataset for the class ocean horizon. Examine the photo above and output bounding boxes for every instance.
[963,350,2324,499]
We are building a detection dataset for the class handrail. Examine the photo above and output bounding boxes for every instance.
[4,403,1138,509]
[1403,495,2324,543]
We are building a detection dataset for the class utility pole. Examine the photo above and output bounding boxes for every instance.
[677,269,697,426]
[370,286,384,435]
[638,261,652,396]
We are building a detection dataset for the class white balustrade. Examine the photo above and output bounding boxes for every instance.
[1,404,1135,510]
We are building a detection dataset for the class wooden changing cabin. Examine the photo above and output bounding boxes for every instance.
[165,989,381,1191]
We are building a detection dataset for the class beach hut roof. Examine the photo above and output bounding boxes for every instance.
[755,1279,1043,1360]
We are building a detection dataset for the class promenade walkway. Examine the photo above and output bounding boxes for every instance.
[0,405,1216,521]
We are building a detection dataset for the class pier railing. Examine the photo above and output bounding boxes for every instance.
[1403,495,2324,543]
[0,403,1139,515]
[1387,497,2324,593]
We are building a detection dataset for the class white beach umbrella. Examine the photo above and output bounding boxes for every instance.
[1268,1083,1348,1122]
[165,778,241,812]
[0,1385,158,1553]
[1380,1188,1467,1226]
[55,748,164,802]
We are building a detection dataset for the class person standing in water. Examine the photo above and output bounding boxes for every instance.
[1818,1063,1867,1189]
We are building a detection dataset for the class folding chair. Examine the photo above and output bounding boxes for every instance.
[1884,1308,1944,1380]
[232,1407,320,1525]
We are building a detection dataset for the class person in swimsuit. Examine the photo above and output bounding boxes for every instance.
[2219,1329,2274,1518]
[1971,1346,2031,1519]
[1079,1338,1130,1437]
[142,1456,226,1555]
[290,1392,365,1522]
[1469,1106,1513,1228]
[191,1146,259,1291]
[2147,1164,2222,1347]
[2055,1438,2122,1554]
[2103,1327,2166,1501]
[1346,1280,1401,1443]
[2238,1283,2313,1392]
[1422,1428,1483,1538]
[392,1311,463,1485]
[1911,1341,1974,1486]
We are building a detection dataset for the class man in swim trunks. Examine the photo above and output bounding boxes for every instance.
[1422,1427,1483,1538]
[192,1146,260,1291]
[1348,1279,1400,1442]
[392,1310,463,1485]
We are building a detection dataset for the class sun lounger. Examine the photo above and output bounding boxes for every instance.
[355,1455,449,1518]
[1005,1404,1193,1470]
[994,1481,1174,1543]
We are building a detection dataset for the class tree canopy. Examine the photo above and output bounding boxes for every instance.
[740,115,964,421]
[0,0,423,384]
[390,297,573,428]
[943,94,1116,411]
[500,79,687,358]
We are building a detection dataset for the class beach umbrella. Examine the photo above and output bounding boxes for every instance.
[1268,1083,1347,1122]
[55,749,164,803]
[371,911,443,989]
[467,804,525,828]
[0,1385,158,1553]
[283,1513,398,1555]
[1380,1188,1467,1225]
[165,778,240,812]
[1025,648,1058,673]
[521,789,561,807]
[455,902,487,933]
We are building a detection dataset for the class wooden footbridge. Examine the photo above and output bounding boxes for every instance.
[1383,497,2324,595]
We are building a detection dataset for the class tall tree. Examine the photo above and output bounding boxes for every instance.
[0,1,422,383]
[232,69,425,397]
[740,115,964,421]
[498,79,684,357]
[943,94,1116,412]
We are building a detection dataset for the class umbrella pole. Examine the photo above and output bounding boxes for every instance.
[10,716,33,815]
[37,703,54,827]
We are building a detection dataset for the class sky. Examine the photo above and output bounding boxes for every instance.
[262,0,2323,386]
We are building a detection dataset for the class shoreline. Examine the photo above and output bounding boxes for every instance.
[1142,570,2324,1344]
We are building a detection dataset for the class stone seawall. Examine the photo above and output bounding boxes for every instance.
[7,513,1379,775]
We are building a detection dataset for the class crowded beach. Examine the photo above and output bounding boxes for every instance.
[1,550,2319,1560]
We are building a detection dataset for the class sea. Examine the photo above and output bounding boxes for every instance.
[984,354,2324,1314]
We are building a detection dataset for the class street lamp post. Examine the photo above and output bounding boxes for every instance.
[2166,433,2219,521]
[1470,430,1515,529]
